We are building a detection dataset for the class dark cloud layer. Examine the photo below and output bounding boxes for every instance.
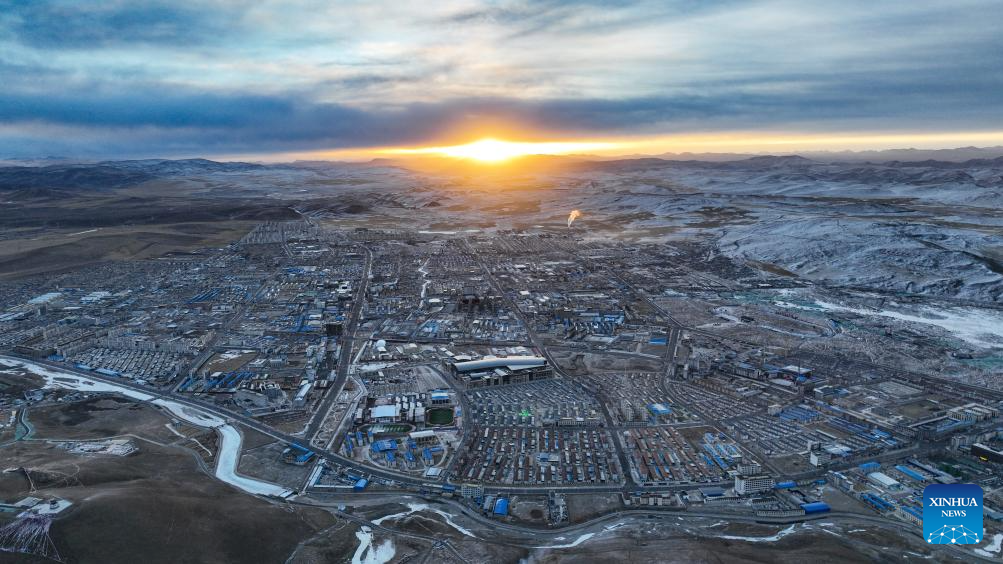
[1,1,1003,157]
[3,0,228,49]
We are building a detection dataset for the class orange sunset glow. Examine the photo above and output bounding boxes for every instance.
[273,129,1003,164]
[378,138,622,163]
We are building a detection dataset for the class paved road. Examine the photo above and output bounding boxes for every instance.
[464,239,636,488]
[299,492,995,563]
[11,355,991,563]
[305,245,373,449]
[7,354,732,496]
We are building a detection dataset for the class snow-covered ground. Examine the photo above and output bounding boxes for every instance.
[216,349,254,361]
[352,528,395,564]
[812,301,1003,349]
[0,357,293,498]
[975,533,1003,558]
[372,502,477,538]
[0,357,156,401]
[215,424,294,498]
[355,361,401,373]
[718,217,1003,302]
[153,398,227,427]
[350,501,479,564]
[718,524,799,543]
[537,532,596,549]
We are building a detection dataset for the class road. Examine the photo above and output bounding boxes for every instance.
[296,492,996,563]
[463,239,637,488]
[305,245,373,449]
[10,355,991,563]
[176,270,282,392]
[3,354,741,497]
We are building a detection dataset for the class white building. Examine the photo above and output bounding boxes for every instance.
[735,474,775,495]
[371,405,401,423]
[867,471,901,490]
[809,451,832,467]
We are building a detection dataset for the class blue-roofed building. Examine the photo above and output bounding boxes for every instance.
[371,439,398,453]
[648,403,672,416]
[895,465,926,482]
[493,498,509,516]
[801,501,830,514]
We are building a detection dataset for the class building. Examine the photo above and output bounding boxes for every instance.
[447,355,553,387]
[948,403,999,423]
[735,474,775,495]
[429,391,451,405]
[647,403,673,421]
[371,404,401,423]
[461,483,484,501]
[493,498,510,516]
[972,443,1003,463]
[780,365,813,379]
[801,501,831,514]
[373,339,389,359]
[813,385,840,399]
[809,450,832,467]
[293,381,312,408]
[867,471,901,490]
[409,429,438,446]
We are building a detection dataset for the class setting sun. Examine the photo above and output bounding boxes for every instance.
[380,138,620,163]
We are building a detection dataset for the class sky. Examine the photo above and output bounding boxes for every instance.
[3,0,1003,159]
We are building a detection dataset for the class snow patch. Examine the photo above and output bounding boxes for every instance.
[718,524,799,543]
[352,529,395,564]
[813,301,1003,349]
[372,502,477,538]
[975,533,1003,557]
[536,533,596,549]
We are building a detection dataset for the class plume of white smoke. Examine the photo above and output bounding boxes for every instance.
[567,209,582,228]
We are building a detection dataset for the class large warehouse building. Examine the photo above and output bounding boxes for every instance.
[447,355,553,387]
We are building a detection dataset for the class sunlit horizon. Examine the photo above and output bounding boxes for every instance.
[250,129,1003,164]
[376,138,623,163]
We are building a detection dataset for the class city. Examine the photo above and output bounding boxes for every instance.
[2,214,1001,562]
[3,1,1003,562]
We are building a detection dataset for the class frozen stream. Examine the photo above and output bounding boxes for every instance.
[0,357,293,498]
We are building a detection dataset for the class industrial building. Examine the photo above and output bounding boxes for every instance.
[447,355,553,387]
[867,471,901,490]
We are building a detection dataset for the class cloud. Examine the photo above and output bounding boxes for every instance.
[0,0,1002,157]
[2,0,232,49]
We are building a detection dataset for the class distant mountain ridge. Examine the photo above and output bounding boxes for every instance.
[3,151,1003,195]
